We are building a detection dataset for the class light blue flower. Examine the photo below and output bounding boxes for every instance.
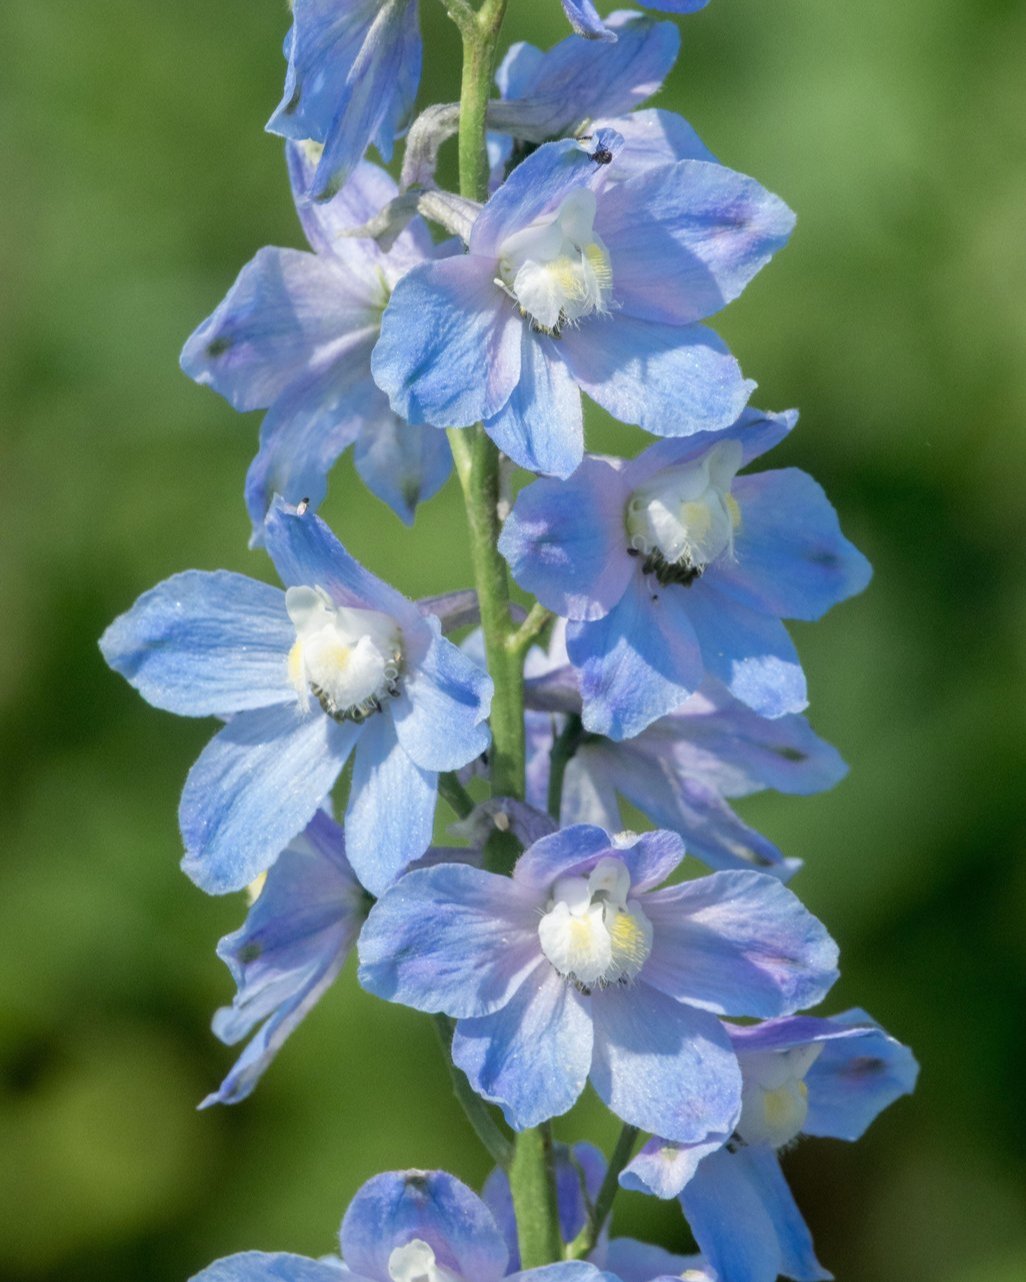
[372,134,793,477]
[200,810,369,1107]
[181,151,451,538]
[621,1010,919,1282]
[562,1,710,42]
[519,627,847,878]
[268,0,422,202]
[99,500,492,897]
[191,1168,619,1282]
[359,823,838,1139]
[499,408,872,738]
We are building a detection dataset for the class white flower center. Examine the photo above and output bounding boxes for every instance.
[538,856,653,991]
[388,1239,460,1282]
[736,1044,824,1149]
[497,188,612,335]
[286,585,402,723]
[625,440,744,586]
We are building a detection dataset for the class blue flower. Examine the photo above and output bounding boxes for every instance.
[359,823,838,1138]
[268,0,422,202]
[372,135,793,477]
[621,1011,919,1282]
[99,500,492,897]
[519,627,847,878]
[181,150,451,538]
[499,408,872,738]
[200,810,369,1107]
[190,1168,618,1282]
[562,0,710,42]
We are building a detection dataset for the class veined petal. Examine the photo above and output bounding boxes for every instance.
[484,333,584,478]
[392,625,493,772]
[620,1133,725,1201]
[621,407,797,489]
[179,706,359,894]
[590,982,740,1143]
[643,871,839,1017]
[595,108,716,184]
[358,862,540,1019]
[100,571,293,716]
[339,1169,508,1282]
[452,962,593,1129]
[372,255,523,427]
[353,408,452,525]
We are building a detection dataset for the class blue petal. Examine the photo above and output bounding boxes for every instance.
[372,255,523,427]
[590,981,741,1143]
[100,571,293,716]
[718,469,873,621]
[681,1147,829,1282]
[600,1237,710,1281]
[340,1169,508,1282]
[201,813,364,1106]
[643,0,711,11]
[511,1268,616,1282]
[596,160,795,327]
[643,871,838,1017]
[568,575,705,741]
[181,247,375,412]
[190,1253,343,1281]
[560,0,617,39]
[358,863,540,1019]
[560,313,753,439]
[619,1133,725,1200]
[179,706,358,895]
[392,623,493,771]
[514,824,685,895]
[597,109,716,185]
[345,714,437,895]
[453,962,593,1130]
[485,332,584,477]
[684,582,808,718]
[500,457,632,619]
[353,409,453,525]
[622,407,797,488]
[803,1009,919,1141]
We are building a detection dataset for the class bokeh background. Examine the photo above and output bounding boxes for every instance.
[2,0,1025,1277]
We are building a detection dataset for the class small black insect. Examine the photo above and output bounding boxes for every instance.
[590,144,613,166]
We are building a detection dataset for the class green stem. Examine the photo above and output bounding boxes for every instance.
[509,1123,563,1268]
[564,1124,640,1260]
[508,601,552,659]
[433,1016,514,1168]
[439,770,476,819]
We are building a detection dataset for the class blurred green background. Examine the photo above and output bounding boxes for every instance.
[2,0,1025,1277]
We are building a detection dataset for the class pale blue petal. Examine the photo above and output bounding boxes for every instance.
[485,332,584,477]
[345,714,437,895]
[598,108,716,184]
[100,571,293,716]
[353,409,452,525]
[511,1267,615,1282]
[642,871,838,1017]
[619,1133,725,1200]
[358,862,540,1019]
[561,313,753,438]
[180,705,359,895]
[718,469,873,621]
[392,623,492,770]
[373,256,523,427]
[568,575,705,741]
[621,407,797,488]
[590,981,740,1143]
[601,1237,710,1281]
[453,962,593,1130]
[560,0,617,39]
[499,457,632,620]
[513,824,685,895]
[340,1169,508,1282]
[190,1252,343,1281]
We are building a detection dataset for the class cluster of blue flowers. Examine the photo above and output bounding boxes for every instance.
[100,3,917,1280]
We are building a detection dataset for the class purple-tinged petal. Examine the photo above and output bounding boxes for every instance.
[568,575,705,741]
[180,247,375,412]
[372,255,523,427]
[685,581,807,718]
[263,498,420,628]
[600,1238,711,1282]
[100,571,293,716]
[803,1009,919,1141]
[340,1169,508,1282]
[511,1268,616,1282]
[358,862,540,1019]
[345,714,436,895]
[484,333,584,478]
[417,589,479,634]
[596,108,716,184]
[596,160,795,328]
[514,824,686,895]
[590,981,740,1143]
[560,313,753,439]
[643,871,838,1017]
[560,0,618,40]
[190,1253,343,1281]
[682,1146,829,1282]
[725,1014,872,1059]
[620,1133,725,1201]
[453,962,593,1129]
[392,624,493,771]
[179,705,359,895]
[718,469,873,621]
[621,407,797,490]
[499,458,631,620]
[450,798,557,852]
[353,408,453,525]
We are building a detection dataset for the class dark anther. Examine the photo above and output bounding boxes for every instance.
[640,548,703,587]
